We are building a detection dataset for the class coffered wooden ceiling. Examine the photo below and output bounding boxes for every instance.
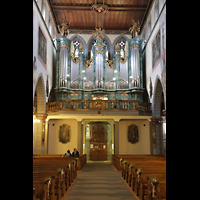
[49,0,152,33]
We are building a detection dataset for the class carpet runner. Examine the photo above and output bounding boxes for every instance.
[64,162,137,200]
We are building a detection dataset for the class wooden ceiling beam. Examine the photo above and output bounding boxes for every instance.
[52,4,147,12]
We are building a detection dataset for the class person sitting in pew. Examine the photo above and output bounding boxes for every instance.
[63,150,71,157]
[72,148,79,157]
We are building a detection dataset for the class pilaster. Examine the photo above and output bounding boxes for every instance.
[114,121,119,154]
[33,114,48,154]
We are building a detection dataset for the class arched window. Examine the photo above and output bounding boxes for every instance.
[53,25,57,47]
[41,0,46,20]
[70,35,87,57]
[118,40,126,58]
[48,10,52,35]
[113,35,129,53]
[87,35,111,59]
[73,40,81,58]
[154,0,159,22]
[147,15,151,37]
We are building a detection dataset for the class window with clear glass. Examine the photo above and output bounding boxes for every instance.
[154,0,159,22]
[41,0,46,20]
[73,40,81,58]
[118,40,126,58]
[48,11,52,35]
[147,16,151,37]
[86,124,90,138]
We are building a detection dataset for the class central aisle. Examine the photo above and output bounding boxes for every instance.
[65,162,137,200]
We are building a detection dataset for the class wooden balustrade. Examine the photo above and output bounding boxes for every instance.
[46,100,151,113]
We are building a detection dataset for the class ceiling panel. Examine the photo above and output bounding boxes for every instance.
[49,0,152,32]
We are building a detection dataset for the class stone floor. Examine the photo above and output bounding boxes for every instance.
[64,162,137,200]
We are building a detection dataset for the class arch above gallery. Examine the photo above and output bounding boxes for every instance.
[33,73,46,115]
[152,75,166,118]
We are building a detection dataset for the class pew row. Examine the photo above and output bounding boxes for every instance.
[33,154,86,171]
[33,157,76,200]
[33,155,86,200]
[112,154,166,200]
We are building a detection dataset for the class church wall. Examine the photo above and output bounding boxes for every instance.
[48,119,78,154]
[33,0,57,154]
[140,1,166,155]
[141,2,166,108]
[33,1,56,102]
[118,119,150,154]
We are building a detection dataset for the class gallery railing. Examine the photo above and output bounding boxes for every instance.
[46,100,151,113]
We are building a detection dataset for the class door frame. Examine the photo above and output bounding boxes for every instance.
[82,119,115,162]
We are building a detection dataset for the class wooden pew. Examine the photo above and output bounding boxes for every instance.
[121,159,166,184]
[126,162,166,195]
[142,177,166,200]
[112,155,166,200]
[33,164,74,189]
[155,181,166,200]
[33,168,67,198]
[33,168,65,200]
[33,176,56,200]
[33,156,77,184]
[134,170,166,197]
[33,181,47,200]
[33,188,36,200]
[33,154,87,171]
[33,156,78,200]
[112,154,166,171]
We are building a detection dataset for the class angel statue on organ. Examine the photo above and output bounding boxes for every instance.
[92,28,105,43]
[58,21,70,38]
[129,20,140,38]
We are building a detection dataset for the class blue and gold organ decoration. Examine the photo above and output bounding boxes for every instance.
[55,20,144,102]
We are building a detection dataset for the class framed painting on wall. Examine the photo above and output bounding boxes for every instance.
[152,29,161,70]
[59,124,71,144]
[128,124,139,144]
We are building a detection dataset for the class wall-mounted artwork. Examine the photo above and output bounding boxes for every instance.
[152,29,161,69]
[128,124,139,144]
[59,124,71,144]
[38,27,47,67]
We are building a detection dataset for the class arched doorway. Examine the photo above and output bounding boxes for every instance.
[34,75,46,114]
[151,77,166,155]
[33,75,47,154]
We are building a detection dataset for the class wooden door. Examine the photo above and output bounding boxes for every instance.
[90,123,107,161]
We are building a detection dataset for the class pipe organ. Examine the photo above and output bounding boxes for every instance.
[55,35,144,102]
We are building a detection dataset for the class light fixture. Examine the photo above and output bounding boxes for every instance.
[33,119,40,123]
[91,0,109,14]
[91,0,108,35]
